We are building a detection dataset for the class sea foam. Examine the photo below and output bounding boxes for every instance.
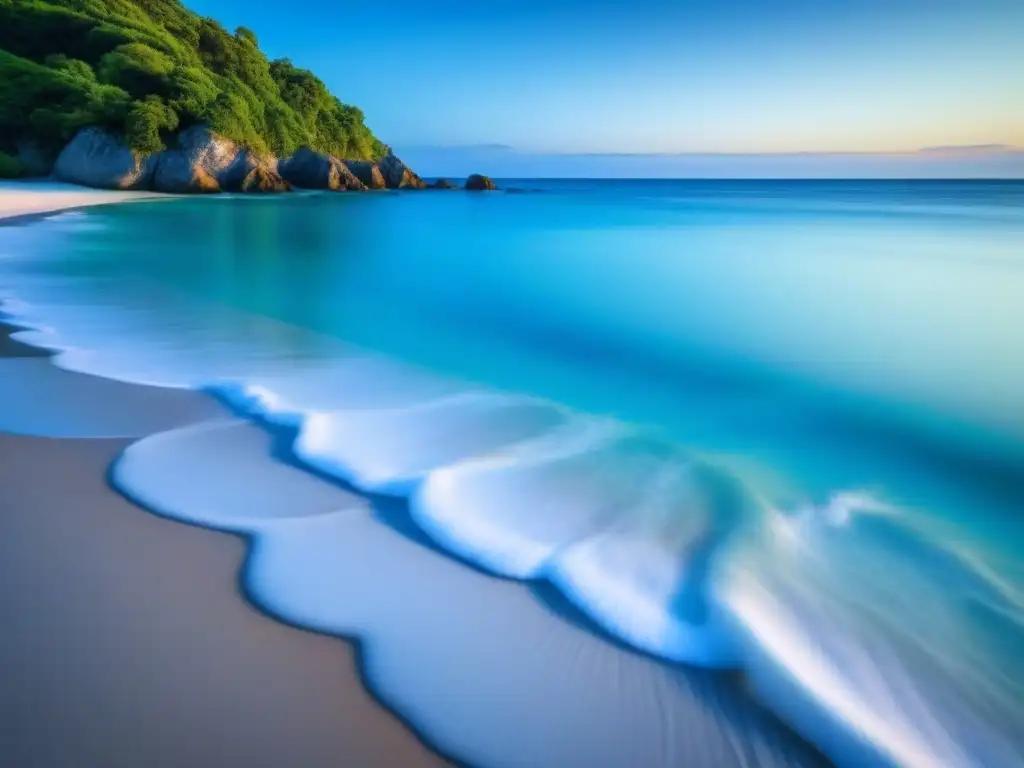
[208,359,1024,767]
[113,419,827,768]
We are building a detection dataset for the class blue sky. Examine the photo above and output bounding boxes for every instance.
[186,0,1023,175]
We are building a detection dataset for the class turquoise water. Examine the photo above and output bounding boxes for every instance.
[2,180,1023,767]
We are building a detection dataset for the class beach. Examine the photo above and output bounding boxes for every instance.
[0,319,450,768]
[2,0,1019,761]
[0,180,171,223]
[1,185,452,768]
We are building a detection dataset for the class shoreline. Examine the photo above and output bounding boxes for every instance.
[0,313,831,768]
[0,317,453,768]
[0,179,172,224]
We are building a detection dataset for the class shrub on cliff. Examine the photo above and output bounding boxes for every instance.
[0,0,387,160]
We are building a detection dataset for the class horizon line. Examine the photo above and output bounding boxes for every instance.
[399,143,1024,158]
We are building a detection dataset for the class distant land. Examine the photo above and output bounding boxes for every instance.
[397,143,1024,179]
[0,0,483,192]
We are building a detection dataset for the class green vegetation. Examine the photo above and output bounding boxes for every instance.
[0,0,386,160]
[0,150,24,177]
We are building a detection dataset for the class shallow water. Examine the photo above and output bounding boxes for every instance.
[2,180,1023,767]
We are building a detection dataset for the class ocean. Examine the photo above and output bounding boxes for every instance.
[2,179,1022,767]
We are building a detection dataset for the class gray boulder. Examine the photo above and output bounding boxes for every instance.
[152,126,240,194]
[279,147,366,191]
[379,151,426,189]
[430,179,458,190]
[53,128,155,190]
[465,174,498,191]
[344,160,387,189]
[216,150,290,193]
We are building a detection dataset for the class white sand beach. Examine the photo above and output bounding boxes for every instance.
[0,180,165,222]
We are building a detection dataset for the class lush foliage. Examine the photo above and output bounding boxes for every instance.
[0,150,24,177]
[0,0,386,159]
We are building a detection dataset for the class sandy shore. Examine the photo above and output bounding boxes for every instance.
[0,323,449,768]
[0,180,165,223]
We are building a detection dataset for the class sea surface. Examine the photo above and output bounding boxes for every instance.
[2,179,1023,767]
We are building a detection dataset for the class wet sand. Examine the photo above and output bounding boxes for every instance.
[0,180,165,223]
[0,322,449,768]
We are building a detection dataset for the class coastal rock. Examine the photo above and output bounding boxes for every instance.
[279,147,366,191]
[152,126,239,194]
[465,174,498,191]
[217,150,260,191]
[216,150,288,192]
[430,179,458,190]
[236,165,292,193]
[53,128,155,190]
[344,161,387,190]
[379,151,427,189]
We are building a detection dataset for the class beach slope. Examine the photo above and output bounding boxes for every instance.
[0,323,449,768]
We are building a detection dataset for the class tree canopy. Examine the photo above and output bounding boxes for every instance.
[0,0,387,162]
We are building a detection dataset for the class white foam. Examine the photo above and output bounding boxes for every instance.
[293,392,567,494]
[213,356,467,426]
[549,464,739,667]
[411,421,644,577]
[113,419,825,768]
[717,502,1024,768]
[114,419,363,527]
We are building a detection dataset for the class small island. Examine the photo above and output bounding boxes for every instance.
[0,0,495,192]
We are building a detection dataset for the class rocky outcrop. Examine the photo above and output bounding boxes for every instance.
[235,165,291,193]
[465,174,497,191]
[217,150,259,191]
[279,147,366,191]
[379,151,427,189]
[344,160,387,190]
[343,152,426,190]
[53,128,156,190]
[430,179,458,189]
[148,127,289,193]
[51,127,442,196]
[152,126,241,194]
[215,150,286,191]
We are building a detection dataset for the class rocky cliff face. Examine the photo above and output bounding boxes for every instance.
[233,163,292,193]
[279,148,366,191]
[53,126,289,193]
[152,126,239,193]
[51,128,464,196]
[379,151,427,189]
[344,160,387,190]
[53,128,157,190]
